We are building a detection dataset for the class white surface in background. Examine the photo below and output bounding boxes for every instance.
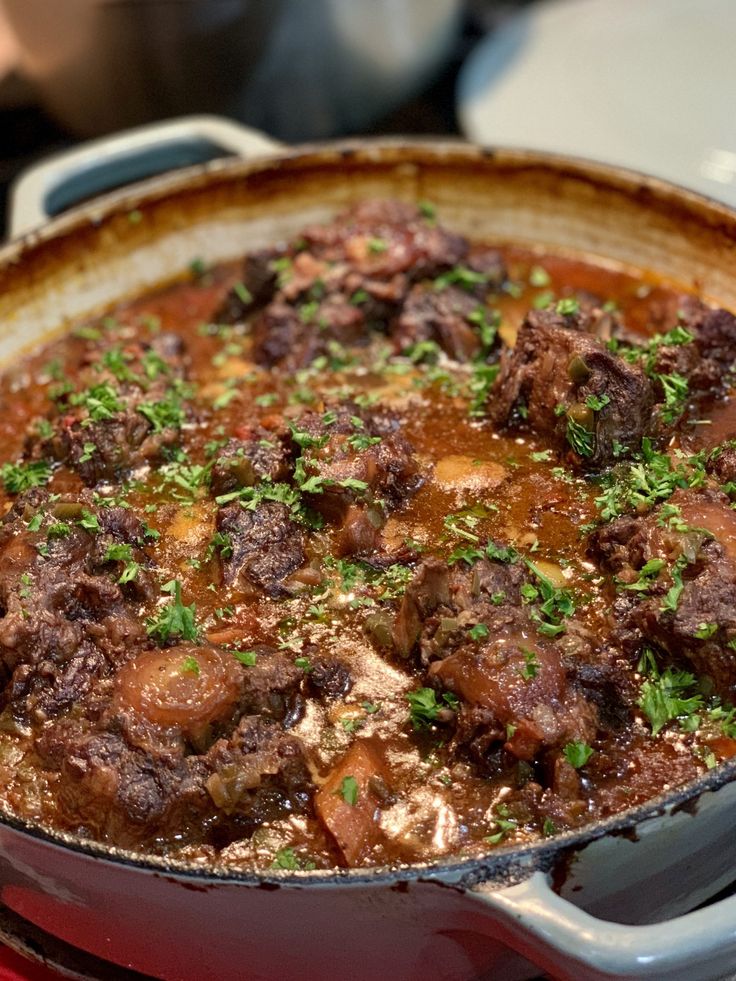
[457,0,736,208]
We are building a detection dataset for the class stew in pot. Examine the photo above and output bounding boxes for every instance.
[0,199,735,871]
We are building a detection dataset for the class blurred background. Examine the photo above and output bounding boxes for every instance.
[0,0,734,231]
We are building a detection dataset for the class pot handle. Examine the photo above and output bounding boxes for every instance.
[468,870,736,980]
[8,114,284,239]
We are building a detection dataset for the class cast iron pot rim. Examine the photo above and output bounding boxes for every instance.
[3,136,736,889]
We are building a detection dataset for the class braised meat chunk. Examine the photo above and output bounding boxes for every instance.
[210,429,294,497]
[487,308,655,467]
[590,488,736,699]
[390,552,604,764]
[243,200,504,370]
[0,491,151,720]
[27,332,191,485]
[216,501,306,597]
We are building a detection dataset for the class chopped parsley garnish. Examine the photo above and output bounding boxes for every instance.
[485,804,518,844]
[418,200,436,220]
[271,847,316,871]
[660,554,690,613]
[434,265,488,292]
[99,347,135,382]
[622,557,665,592]
[367,237,388,254]
[78,510,101,533]
[323,556,413,604]
[565,416,594,458]
[638,666,703,735]
[529,265,551,288]
[146,579,199,643]
[467,307,500,351]
[0,460,53,494]
[468,623,490,641]
[180,655,200,676]
[233,281,253,305]
[137,389,185,432]
[103,543,140,583]
[406,687,458,729]
[204,531,233,562]
[694,622,718,640]
[449,538,516,566]
[468,362,501,417]
[232,649,257,666]
[347,432,381,451]
[542,818,557,837]
[655,371,689,424]
[556,297,580,316]
[486,541,518,564]
[255,392,279,408]
[159,460,212,503]
[47,521,71,539]
[338,775,359,806]
[78,442,97,463]
[523,560,575,637]
[70,383,124,422]
[595,438,705,521]
[520,648,540,680]
[563,741,594,768]
[585,393,610,412]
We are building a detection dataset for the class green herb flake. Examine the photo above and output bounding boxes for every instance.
[77,510,100,533]
[146,580,199,643]
[556,297,580,316]
[137,390,185,433]
[485,804,519,844]
[1,460,53,494]
[271,847,316,871]
[233,282,253,305]
[232,649,257,666]
[566,416,594,458]
[78,442,97,464]
[638,667,703,735]
[71,383,124,422]
[367,237,388,254]
[468,623,490,641]
[563,741,594,769]
[418,200,436,221]
[542,817,557,837]
[520,648,540,681]
[694,622,718,640]
[529,265,551,288]
[585,393,610,412]
[338,775,359,806]
[622,557,666,593]
[180,655,200,676]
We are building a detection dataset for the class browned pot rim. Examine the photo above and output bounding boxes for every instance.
[2,137,736,886]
